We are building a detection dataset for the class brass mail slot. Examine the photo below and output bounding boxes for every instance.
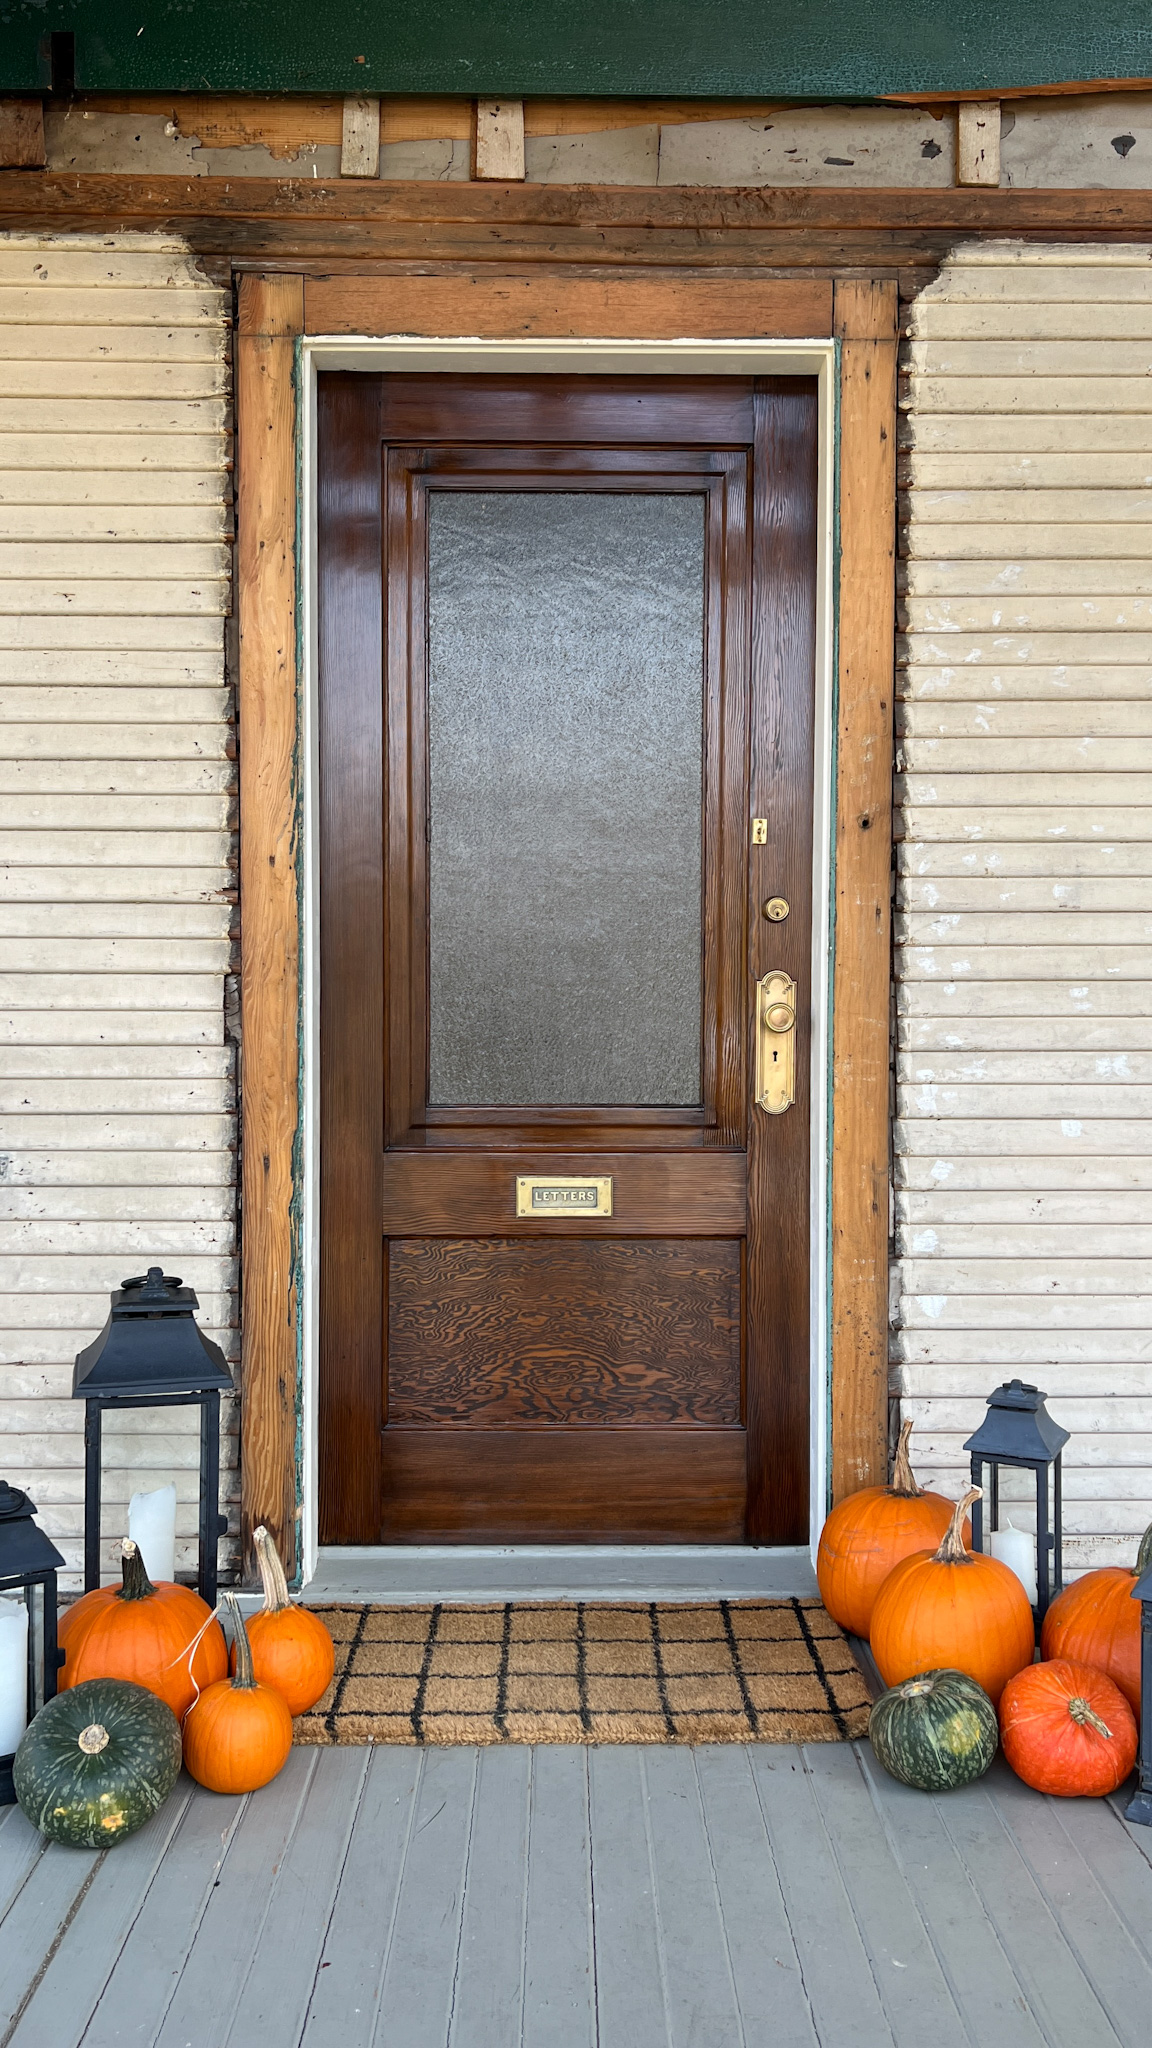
[515,1175,614,1218]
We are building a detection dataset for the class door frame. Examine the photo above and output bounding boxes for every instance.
[237,280,897,1585]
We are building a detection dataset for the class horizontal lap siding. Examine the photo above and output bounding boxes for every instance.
[897,242,1152,1572]
[0,234,236,1587]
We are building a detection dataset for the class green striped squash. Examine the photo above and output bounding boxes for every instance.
[869,1667,998,1792]
[13,1677,181,1848]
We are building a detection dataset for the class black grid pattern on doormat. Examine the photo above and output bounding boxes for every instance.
[292,1599,872,1747]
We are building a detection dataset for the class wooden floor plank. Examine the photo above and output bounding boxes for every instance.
[692,1747,822,2048]
[8,1783,193,2048]
[747,1748,894,2047]
[370,1745,478,2048]
[0,1806,46,1926]
[856,1747,1047,2048]
[642,1747,744,2048]
[988,1774,1152,2048]
[449,1744,531,2048]
[804,1744,970,2048]
[301,1746,423,2048]
[0,1840,103,2037]
[81,1779,247,2048]
[936,1764,1125,2048]
[225,1748,369,2048]
[154,1751,318,2048]
[522,1747,596,2048]
[588,1747,670,2048]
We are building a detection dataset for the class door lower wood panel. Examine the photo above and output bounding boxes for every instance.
[380,1430,747,1544]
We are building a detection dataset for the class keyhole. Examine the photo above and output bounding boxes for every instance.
[772,1049,779,1064]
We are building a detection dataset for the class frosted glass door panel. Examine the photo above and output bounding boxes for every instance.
[427,491,704,1106]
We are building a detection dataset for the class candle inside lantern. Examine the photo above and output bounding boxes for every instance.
[127,1484,177,1585]
[0,1599,28,1756]
[990,1521,1038,1606]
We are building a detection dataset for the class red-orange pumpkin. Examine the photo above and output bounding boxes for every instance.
[232,1526,334,1717]
[1000,1658,1137,1798]
[183,1594,293,1795]
[817,1421,965,1637]
[58,1539,227,1723]
[870,1486,1035,1706]
[1040,1522,1152,1715]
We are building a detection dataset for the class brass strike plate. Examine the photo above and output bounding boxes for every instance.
[755,970,797,1115]
[751,818,768,845]
[515,1175,614,1218]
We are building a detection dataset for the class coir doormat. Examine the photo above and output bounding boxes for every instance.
[293,1600,872,1747]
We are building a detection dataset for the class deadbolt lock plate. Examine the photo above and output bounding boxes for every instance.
[755,970,796,1115]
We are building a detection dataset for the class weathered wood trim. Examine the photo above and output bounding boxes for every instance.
[4,173,1152,238]
[237,272,304,1578]
[303,272,833,337]
[830,278,898,1501]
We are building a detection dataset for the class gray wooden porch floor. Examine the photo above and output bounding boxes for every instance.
[3,1743,1152,2048]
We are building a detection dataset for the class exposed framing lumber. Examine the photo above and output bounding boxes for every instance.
[830,278,898,1501]
[237,271,304,1579]
[474,99,525,180]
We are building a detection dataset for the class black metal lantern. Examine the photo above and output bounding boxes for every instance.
[73,1268,232,1609]
[964,1378,1069,1624]
[1125,1563,1152,1826]
[0,1483,65,1804]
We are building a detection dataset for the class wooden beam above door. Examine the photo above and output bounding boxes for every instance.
[303,272,832,337]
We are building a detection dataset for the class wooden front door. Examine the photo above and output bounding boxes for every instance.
[317,373,817,1547]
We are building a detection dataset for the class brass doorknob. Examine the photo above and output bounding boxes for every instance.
[763,999,795,1033]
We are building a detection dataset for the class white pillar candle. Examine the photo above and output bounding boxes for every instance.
[128,1483,177,1585]
[990,1521,1038,1607]
[0,1599,28,1757]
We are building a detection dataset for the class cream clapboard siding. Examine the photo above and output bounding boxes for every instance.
[0,233,236,1586]
[897,242,1152,1573]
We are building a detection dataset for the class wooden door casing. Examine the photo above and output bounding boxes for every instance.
[318,372,817,1547]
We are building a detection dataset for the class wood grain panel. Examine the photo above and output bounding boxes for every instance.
[381,1152,746,1234]
[237,272,303,1579]
[380,1429,746,1543]
[387,1238,742,1426]
[376,375,755,447]
[305,274,832,339]
[745,379,819,1544]
[831,280,898,1501]
[317,373,386,1545]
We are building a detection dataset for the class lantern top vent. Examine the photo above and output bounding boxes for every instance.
[72,1266,233,1400]
[0,1479,65,1581]
[963,1378,1070,1467]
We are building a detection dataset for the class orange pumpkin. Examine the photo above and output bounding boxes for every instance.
[870,1486,1035,1706]
[183,1594,293,1795]
[59,1538,227,1723]
[1000,1658,1137,1798]
[232,1526,334,1717]
[1040,1522,1152,1715]
[817,1421,965,1636]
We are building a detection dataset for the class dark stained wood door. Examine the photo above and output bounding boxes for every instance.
[318,374,817,1546]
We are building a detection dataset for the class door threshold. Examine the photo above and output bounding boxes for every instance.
[304,1544,818,1605]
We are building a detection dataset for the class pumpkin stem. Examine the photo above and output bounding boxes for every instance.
[1135,1521,1152,1578]
[225,1592,258,1691]
[254,1525,292,1614]
[1069,1696,1113,1740]
[78,1724,109,1755]
[932,1486,981,1566]
[116,1537,157,1603]
[889,1419,924,1499]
